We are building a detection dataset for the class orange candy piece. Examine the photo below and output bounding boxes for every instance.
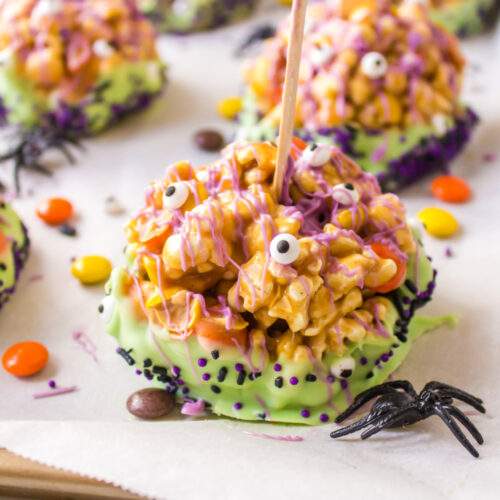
[0,230,7,253]
[36,197,74,225]
[2,341,49,377]
[431,175,471,203]
[370,243,408,294]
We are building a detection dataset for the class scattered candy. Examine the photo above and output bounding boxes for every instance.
[36,197,74,226]
[181,399,206,416]
[445,246,454,258]
[126,388,175,419]
[72,331,98,363]
[217,96,242,120]
[33,386,78,399]
[194,129,225,152]
[71,255,112,285]
[418,207,459,238]
[104,196,126,216]
[431,175,471,203]
[2,341,49,377]
[58,223,77,237]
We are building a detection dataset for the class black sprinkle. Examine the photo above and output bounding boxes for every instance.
[97,304,104,313]
[257,413,267,420]
[395,332,408,343]
[274,376,283,388]
[143,358,153,368]
[248,372,255,381]
[211,350,220,360]
[217,367,228,383]
[392,343,400,348]
[0,263,6,271]
[58,224,77,237]
[305,373,317,382]
[366,372,374,379]
[116,347,135,366]
[144,369,153,380]
[404,279,418,294]
[237,370,246,385]
[181,387,190,394]
[211,385,221,394]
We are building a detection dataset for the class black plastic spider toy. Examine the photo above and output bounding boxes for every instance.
[330,380,486,457]
[0,124,82,193]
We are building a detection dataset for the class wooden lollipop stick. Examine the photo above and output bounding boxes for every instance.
[272,0,308,200]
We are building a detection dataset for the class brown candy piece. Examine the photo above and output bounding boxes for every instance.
[194,129,225,152]
[126,388,175,420]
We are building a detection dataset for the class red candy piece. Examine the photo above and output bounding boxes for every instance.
[431,175,471,204]
[36,197,74,225]
[2,341,49,377]
[370,243,407,294]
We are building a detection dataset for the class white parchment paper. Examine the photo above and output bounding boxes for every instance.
[0,4,499,499]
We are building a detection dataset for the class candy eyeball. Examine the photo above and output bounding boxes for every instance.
[331,183,360,206]
[93,39,115,59]
[331,357,356,378]
[360,52,388,79]
[163,182,189,210]
[301,143,331,167]
[98,296,116,324]
[270,233,300,265]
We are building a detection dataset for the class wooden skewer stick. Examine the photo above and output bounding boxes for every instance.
[272,0,308,200]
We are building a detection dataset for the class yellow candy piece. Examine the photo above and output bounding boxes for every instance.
[217,97,242,120]
[417,207,459,238]
[71,256,112,285]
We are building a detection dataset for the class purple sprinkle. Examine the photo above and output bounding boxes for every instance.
[273,363,282,372]
[326,375,335,383]
[197,358,207,367]
[172,366,181,377]
[181,387,190,394]
[301,409,310,418]
[360,357,368,366]
[320,413,329,423]
[445,246,454,258]
[48,380,56,389]
[202,373,211,381]
[135,369,142,375]
[235,363,244,372]
[233,402,243,410]
[340,379,349,390]
[483,152,497,163]
[381,353,390,363]
[290,376,299,386]
[177,379,185,386]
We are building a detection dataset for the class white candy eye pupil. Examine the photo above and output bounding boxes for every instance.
[98,295,115,324]
[332,183,360,206]
[163,182,189,210]
[361,52,388,79]
[270,233,300,265]
[301,143,331,167]
[331,357,356,378]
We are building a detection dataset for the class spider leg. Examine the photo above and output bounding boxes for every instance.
[443,405,484,445]
[424,381,483,405]
[336,380,417,423]
[433,405,480,458]
[13,162,21,194]
[360,407,411,440]
[28,162,52,176]
[57,143,76,164]
[330,413,382,439]
[439,391,485,414]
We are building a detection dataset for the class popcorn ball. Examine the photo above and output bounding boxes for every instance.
[137,0,257,33]
[101,139,448,424]
[239,0,478,190]
[0,0,166,136]
[0,199,29,311]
